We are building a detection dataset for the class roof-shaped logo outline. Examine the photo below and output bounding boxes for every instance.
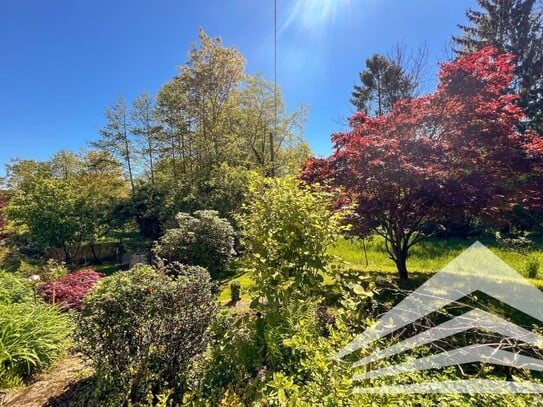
[334,241,543,394]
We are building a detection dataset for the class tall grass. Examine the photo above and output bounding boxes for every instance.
[0,301,72,387]
[0,270,33,305]
[0,271,73,388]
[330,235,543,278]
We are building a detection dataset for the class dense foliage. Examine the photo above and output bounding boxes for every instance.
[238,175,347,307]
[4,151,128,262]
[453,0,543,133]
[153,210,235,279]
[0,271,72,388]
[302,47,543,279]
[0,270,33,305]
[75,265,216,404]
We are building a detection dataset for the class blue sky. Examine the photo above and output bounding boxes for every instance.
[0,0,474,178]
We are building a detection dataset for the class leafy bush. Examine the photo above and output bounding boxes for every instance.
[237,175,348,308]
[0,301,72,387]
[0,270,33,305]
[75,265,216,404]
[185,312,264,404]
[39,269,103,311]
[153,210,235,279]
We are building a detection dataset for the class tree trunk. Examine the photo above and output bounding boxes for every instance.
[395,256,409,280]
[90,244,101,264]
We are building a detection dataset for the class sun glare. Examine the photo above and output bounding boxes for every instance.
[281,0,353,31]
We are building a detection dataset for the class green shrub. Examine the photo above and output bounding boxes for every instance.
[0,270,33,305]
[153,210,235,279]
[185,312,264,404]
[237,175,348,308]
[0,301,72,387]
[75,265,216,404]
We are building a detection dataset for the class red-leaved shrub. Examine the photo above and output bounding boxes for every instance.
[40,269,104,311]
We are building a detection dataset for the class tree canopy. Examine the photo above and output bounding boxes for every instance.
[302,47,543,279]
[453,0,543,132]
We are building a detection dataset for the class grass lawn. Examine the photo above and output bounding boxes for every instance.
[217,266,255,304]
[331,234,543,279]
[218,234,543,302]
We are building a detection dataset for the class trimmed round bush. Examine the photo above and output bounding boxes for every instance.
[39,269,103,311]
[153,210,235,279]
[75,265,216,404]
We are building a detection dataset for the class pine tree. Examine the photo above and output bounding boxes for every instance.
[350,54,415,117]
[453,0,543,132]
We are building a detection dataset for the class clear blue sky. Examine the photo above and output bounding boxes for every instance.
[0,0,474,178]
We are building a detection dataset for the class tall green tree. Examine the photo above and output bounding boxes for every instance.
[453,0,543,131]
[5,151,128,262]
[0,193,8,241]
[236,74,309,176]
[176,27,246,173]
[93,95,136,194]
[351,54,416,117]
[155,75,194,180]
[6,176,82,262]
[131,92,159,184]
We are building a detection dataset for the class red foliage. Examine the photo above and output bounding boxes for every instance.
[40,269,104,311]
[301,47,540,279]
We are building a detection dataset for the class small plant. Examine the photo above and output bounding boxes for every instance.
[41,259,69,282]
[230,280,241,303]
[40,269,103,311]
[526,256,540,279]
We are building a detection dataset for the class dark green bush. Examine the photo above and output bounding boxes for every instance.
[185,312,264,404]
[75,265,216,404]
[153,210,235,279]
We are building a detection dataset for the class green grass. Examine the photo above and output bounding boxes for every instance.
[219,235,543,306]
[86,263,119,276]
[217,270,255,303]
[330,235,543,280]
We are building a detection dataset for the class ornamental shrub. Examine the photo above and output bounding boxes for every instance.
[153,210,235,279]
[237,175,349,308]
[39,269,103,311]
[75,265,216,404]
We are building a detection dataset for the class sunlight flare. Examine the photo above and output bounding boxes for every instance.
[281,0,353,31]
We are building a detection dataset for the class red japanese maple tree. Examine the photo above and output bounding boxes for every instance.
[302,47,541,279]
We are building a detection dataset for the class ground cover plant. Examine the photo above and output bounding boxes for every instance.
[39,269,103,311]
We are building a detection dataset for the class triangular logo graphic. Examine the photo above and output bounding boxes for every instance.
[334,241,543,393]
